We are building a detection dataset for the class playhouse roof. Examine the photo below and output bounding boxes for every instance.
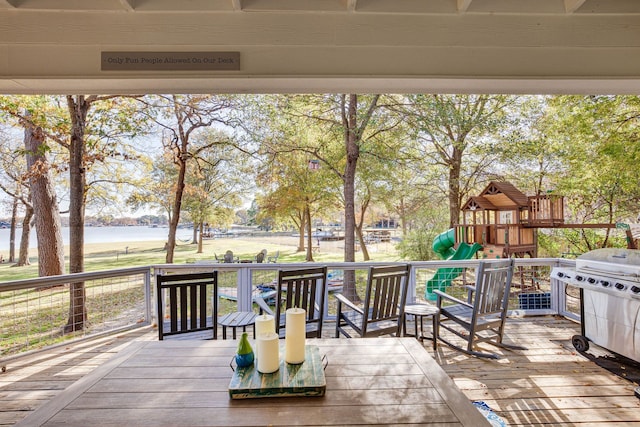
[481,181,530,208]
[463,181,530,211]
[462,196,497,211]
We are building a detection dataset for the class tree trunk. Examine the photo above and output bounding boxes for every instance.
[356,194,371,261]
[192,223,198,245]
[355,225,370,261]
[297,213,305,252]
[16,206,32,266]
[342,94,359,301]
[9,197,17,263]
[197,222,203,253]
[24,121,65,277]
[66,95,90,332]
[305,204,314,262]
[166,155,186,263]
[448,145,463,228]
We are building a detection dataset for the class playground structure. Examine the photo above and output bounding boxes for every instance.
[425,181,640,300]
[454,181,639,258]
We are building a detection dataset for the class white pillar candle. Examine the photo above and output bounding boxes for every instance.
[256,332,280,374]
[254,314,275,355]
[285,307,306,364]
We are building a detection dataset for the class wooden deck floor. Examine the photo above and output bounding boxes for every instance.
[1,316,639,426]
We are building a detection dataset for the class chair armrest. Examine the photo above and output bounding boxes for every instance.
[433,290,473,308]
[333,293,364,315]
[254,295,274,316]
[464,285,476,303]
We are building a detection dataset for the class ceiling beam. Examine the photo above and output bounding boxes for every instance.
[0,0,16,8]
[118,0,135,12]
[457,0,473,13]
[564,0,586,13]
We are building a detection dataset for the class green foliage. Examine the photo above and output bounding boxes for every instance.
[396,227,438,261]
[396,205,449,261]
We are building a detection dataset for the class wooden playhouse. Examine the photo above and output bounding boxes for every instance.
[455,181,565,258]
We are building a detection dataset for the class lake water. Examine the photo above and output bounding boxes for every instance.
[0,226,194,252]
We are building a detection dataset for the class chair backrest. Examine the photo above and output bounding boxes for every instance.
[268,250,279,263]
[223,250,235,263]
[275,266,328,337]
[156,271,218,340]
[361,264,410,334]
[472,258,515,318]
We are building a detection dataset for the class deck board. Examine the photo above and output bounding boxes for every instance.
[1,316,639,426]
[433,316,640,426]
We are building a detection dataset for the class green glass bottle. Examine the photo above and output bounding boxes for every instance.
[235,332,255,368]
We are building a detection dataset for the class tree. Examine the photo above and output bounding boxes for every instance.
[250,95,342,259]
[494,96,564,195]
[66,95,150,331]
[263,94,404,299]
[1,94,148,331]
[182,129,251,253]
[127,151,177,223]
[142,95,237,263]
[24,118,65,277]
[405,94,515,227]
[0,125,32,265]
[257,149,336,261]
[544,95,640,251]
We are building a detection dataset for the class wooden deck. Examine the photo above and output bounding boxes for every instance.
[1,316,639,426]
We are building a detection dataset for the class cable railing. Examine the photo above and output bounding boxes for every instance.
[1,258,577,360]
[0,267,152,360]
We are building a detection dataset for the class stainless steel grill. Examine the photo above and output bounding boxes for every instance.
[551,248,640,363]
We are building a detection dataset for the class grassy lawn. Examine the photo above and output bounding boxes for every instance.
[0,234,403,282]
[0,234,403,356]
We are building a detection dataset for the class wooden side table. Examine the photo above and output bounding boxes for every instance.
[218,311,257,339]
[402,303,439,349]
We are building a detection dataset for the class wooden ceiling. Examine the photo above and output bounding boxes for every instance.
[1,0,639,94]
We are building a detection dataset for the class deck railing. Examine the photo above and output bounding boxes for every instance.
[1,258,578,360]
[0,267,152,360]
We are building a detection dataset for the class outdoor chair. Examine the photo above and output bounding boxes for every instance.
[255,249,267,263]
[214,253,223,263]
[156,271,218,340]
[223,250,239,263]
[274,266,328,338]
[434,258,524,359]
[335,264,410,338]
[267,250,279,263]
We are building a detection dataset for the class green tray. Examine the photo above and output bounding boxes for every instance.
[228,345,326,399]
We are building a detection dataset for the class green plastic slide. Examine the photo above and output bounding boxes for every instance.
[426,229,482,301]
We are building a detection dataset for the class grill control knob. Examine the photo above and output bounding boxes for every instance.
[587,277,596,284]
[615,283,625,290]
[557,272,565,278]
[576,275,584,282]
[631,286,640,294]
[600,280,611,287]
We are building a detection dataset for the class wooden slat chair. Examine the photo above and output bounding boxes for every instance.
[156,271,218,340]
[434,258,524,359]
[274,266,328,338]
[335,264,410,338]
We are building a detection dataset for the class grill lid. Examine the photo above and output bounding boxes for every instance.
[577,248,640,267]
